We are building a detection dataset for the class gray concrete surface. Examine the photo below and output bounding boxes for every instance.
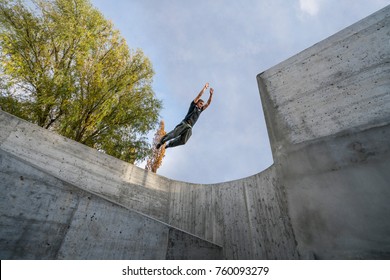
[1,5,389,259]
[168,167,299,259]
[0,109,298,259]
[0,149,222,259]
[258,5,390,153]
[257,5,390,259]
[0,111,171,223]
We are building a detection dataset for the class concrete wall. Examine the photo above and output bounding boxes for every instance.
[0,110,171,223]
[0,109,298,259]
[257,5,390,259]
[0,149,222,259]
[257,5,390,153]
[169,167,299,259]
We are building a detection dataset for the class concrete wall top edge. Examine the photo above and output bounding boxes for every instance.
[169,163,276,187]
[257,5,390,79]
[257,5,390,150]
[0,110,174,224]
[1,109,276,189]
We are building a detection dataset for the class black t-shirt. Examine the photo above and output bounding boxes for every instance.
[183,101,204,127]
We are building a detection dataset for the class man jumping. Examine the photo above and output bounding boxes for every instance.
[156,82,214,149]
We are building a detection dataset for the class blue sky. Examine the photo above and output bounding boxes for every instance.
[91,0,389,184]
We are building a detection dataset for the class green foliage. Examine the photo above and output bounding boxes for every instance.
[0,0,162,163]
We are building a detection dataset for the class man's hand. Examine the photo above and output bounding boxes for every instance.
[204,82,209,89]
[210,88,214,95]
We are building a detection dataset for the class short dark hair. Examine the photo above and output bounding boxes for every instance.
[197,99,204,104]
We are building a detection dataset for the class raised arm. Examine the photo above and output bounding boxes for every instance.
[194,83,209,103]
[202,87,214,111]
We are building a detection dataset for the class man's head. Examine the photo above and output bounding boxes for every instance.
[196,99,204,108]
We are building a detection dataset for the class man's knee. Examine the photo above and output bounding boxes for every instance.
[182,136,189,144]
[182,129,192,144]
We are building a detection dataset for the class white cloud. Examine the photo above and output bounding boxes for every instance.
[299,0,322,16]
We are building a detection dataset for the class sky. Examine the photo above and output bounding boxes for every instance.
[91,0,389,184]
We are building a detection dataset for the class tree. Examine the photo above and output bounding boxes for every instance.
[0,0,162,163]
[145,120,166,173]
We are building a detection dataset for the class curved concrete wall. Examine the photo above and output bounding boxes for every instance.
[1,5,389,259]
[0,149,222,259]
[168,167,298,259]
[0,109,298,259]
